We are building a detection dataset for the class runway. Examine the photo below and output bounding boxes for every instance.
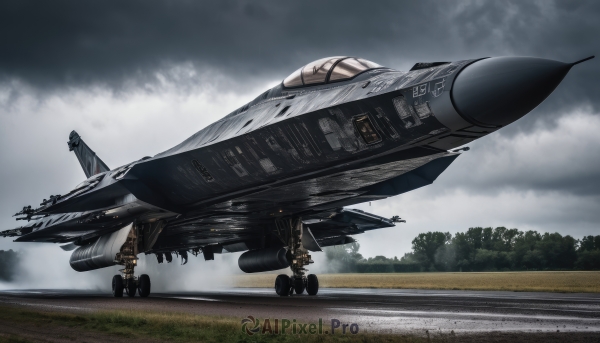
[1,288,600,335]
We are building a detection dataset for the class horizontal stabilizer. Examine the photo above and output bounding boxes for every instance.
[307,208,397,247]
[68,131,110,178]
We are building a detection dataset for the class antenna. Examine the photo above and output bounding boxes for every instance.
[572,55,595,66]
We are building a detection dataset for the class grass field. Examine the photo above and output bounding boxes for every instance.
[235,271,600,293]
[0,305,438,343]
[2,306,598,343]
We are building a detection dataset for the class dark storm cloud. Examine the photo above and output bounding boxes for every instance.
[1,0,598,111]
[0,0,599,271]
[407,109,600,200]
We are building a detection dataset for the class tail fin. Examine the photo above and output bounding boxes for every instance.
[67,130,110,178]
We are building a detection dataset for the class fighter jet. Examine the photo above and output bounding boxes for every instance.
[2,55,593,297]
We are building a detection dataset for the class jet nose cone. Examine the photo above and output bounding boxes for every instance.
[452,57,572,127]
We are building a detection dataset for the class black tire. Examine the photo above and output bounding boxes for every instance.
[275,274,290,296]
[306,274,319,295]
[112,275,124,297]
[138,274,151,298]
[126,279,136,297]
[294,277,305,295]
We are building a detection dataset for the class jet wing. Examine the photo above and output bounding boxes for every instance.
[147,207,396,254]
[3,149,457,248]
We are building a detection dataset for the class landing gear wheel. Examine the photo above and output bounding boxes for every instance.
[138,274,151,298]
[126,279,137,297]
[112,275,124,297]
[293,277,305,295]
[275,274,291,296]
[306,274,319,295]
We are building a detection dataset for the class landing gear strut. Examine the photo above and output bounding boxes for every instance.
[112,224,151,298]
[274,217,319,296]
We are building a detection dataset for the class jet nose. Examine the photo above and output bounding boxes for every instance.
[451,56,575,127]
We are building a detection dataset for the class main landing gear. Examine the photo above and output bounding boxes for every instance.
[111,226,151,298]
[274,217,319,296]
[275,273,319,296]
[112,274,151,298]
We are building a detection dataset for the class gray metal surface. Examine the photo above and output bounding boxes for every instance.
[67,130,110,178]
[238,247,290,273]
[69,223,131,272]
[452,57,573,127]
[3,55,589,274]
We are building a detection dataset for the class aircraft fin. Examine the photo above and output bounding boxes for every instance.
[67,130,110,178]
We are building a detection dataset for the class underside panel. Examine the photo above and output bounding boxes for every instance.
[145,154,457,253]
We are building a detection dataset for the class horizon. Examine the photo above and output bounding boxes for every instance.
[1,0,599,289]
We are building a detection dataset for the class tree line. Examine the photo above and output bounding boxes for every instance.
[324,227,600,273]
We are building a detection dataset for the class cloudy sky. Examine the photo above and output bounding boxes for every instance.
[0,0,599,289]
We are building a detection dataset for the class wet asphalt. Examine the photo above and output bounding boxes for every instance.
[1,288,599,335]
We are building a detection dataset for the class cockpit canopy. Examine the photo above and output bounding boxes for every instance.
[283,56,382,88]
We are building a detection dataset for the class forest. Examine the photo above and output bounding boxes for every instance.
[324,227,600,273]
[1,228,599,278]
